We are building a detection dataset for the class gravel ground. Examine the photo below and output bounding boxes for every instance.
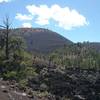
[0,80,32,100]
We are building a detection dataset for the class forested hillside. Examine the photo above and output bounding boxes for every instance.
[49,42,100,69]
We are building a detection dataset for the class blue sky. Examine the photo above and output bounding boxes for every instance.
[0,0,100,43]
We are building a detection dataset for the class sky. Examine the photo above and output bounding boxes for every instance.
[0,0,100,43]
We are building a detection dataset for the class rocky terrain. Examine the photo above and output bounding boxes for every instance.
[0,79,32,100]
[1,67,100,100]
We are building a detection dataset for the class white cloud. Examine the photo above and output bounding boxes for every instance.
[0,0,11,3]
[15,13,33,21]
[22,23,32,28]
[26,4,88,30]
[35,17,49,25]
[15,4,88,30]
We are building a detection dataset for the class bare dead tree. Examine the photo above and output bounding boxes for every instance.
[0,16,11,59]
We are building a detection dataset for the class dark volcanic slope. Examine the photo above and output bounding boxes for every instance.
[11,28,72,53]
